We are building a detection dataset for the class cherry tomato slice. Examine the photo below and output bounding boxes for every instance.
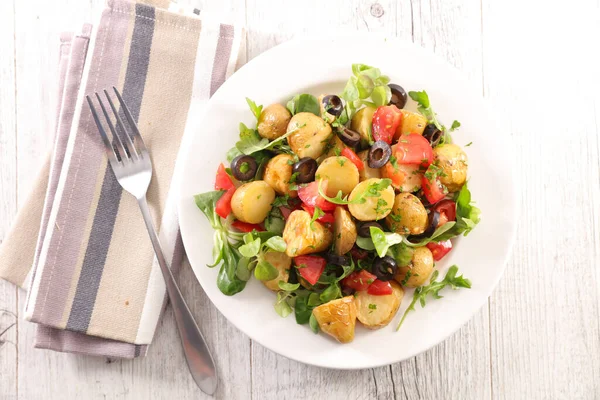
[297,180,336,212]
[215,163,235,190]
[294,255,327,286]
[426,240,453,261]
[215,188,235,219]
[372,105,403,144]
[301,204,335,224]
[231,220,264,233]
[422,174,446,204]
[433,200,457,223]
[342,270,377,291]
[381,158,407,189]
[367,280,393,295]
[395,134,434,167]
[341,148,364,171]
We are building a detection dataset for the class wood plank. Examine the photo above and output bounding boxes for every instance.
[0,0,18,397]
[482,0,600,398]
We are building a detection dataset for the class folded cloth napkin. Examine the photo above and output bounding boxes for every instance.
[0,0,243,358]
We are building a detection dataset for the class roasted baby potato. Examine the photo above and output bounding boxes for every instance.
[351,106,376,145]
[231,181,275,224]
[312,296,357,343]
[394,110,427,139]
[355,281,404,329]
[263,154,297,197]
[348,178,395,221]
[262,251,292,291]
[315,156,359,197]
[394,246,434,287]
[319,134,347,161]
[433,144,468,192]
[282,210,333,257]
[288,112,333,159]
[386,192,428,235]
[333,207,357,256]
[257,103,292,140]
[358,150,381,181]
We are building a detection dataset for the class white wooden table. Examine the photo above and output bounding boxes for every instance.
[1,0,599,399]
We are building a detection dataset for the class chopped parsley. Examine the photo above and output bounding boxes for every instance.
[465,142,473,147]
[368,304,377,310]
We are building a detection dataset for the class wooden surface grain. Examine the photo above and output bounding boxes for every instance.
[0,0,599,399]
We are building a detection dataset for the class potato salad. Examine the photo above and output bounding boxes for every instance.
[194,64,480,343]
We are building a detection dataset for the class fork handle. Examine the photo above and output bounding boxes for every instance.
[137,197,218,395]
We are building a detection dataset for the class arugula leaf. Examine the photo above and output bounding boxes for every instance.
[278,281,300,291]
[310,206,324,230]
[309,312,320,333]
[402,222,456,247]
[356,74,375,99]
[320,282,342,303]
[226,146,242,163]
[294,295,313,324]
[409,90,458,144]
[371,85,391,107]
[264,236,287,252]
[236,124,303,155]
[287,94,320,116]
[265,214,285,235]
[239,237,261,258]
[254,259,279,281]
[246,97,263,121]
[272,195,290,208]
[392,243,414,267]
[216,247,246,295]
[369,226,403,258]
[341,64,391,121]
[307,292,322,307]
[235,257,252,281]
[408,90,431,108]
[274,291,293,317]
[356,236,376,251]
[396,265,471,330]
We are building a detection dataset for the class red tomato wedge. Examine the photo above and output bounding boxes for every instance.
[215,163,235,190]
[422,174,446,204]
[301,204,335,224]
[372,105,403,144]
[433,200,457,224]
[381,159,407,189]
[367,280,393,295]
[215,188,235,219]
[342,270,377,291]
[231,220,264,233]
[395,134,434,167]
[426,240,453,261]
[294,255,327,285]
[341,148,364,171]
[297,180,336,212]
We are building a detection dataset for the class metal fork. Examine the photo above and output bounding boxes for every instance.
[87,87,217,395]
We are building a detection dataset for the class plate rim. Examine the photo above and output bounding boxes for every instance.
[177,36,518,369]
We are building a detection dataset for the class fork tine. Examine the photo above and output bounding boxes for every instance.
[103,89,139,159]
[95,92,128,162]
[112,86,148,154]
[86,95,119,162]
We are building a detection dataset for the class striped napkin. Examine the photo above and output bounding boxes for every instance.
[0,0,242,358]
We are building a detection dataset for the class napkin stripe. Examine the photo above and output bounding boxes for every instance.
[66,4,156,333]
[26,10,131,326]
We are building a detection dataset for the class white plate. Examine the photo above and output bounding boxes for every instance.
[178,37,517,369]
